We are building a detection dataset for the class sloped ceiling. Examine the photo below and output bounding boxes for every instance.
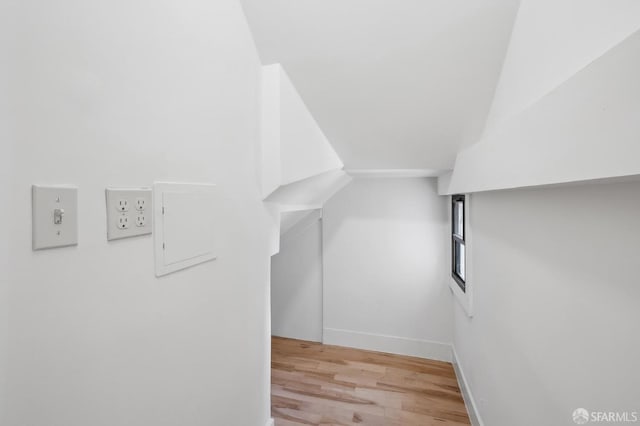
[240,0,520,172]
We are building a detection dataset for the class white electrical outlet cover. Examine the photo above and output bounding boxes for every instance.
[105,188,152,241]
[32,185,79,250]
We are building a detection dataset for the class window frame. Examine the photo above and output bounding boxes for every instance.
[451,194,466,292]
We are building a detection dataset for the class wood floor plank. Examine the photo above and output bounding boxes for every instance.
[271,337,470,426]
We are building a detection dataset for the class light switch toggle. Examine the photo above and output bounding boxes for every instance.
[54,208,65,225]
[32,185,78,250]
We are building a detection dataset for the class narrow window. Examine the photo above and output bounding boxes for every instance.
[452,194,466,292]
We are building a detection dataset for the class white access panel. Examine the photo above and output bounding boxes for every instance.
[153,183,219,277]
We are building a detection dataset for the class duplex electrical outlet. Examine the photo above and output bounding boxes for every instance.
[118,214,130,229]
[135,215,146,227]
[105,187,152,241]
[135,198,146,211]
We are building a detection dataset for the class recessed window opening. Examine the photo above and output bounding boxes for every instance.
[452,194,466,292]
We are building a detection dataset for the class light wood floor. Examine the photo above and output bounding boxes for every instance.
[271,337,470,426]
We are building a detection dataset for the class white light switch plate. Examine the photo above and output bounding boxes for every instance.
[105,188,152,241]
[32,185,78,250]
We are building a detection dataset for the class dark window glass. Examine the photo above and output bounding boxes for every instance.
[454,241,465,281]
[453,200,464,238]
[452,195,466,292]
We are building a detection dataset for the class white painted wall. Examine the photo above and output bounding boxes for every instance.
[278,65,343,185]
[265,169,352,212]
[485,0,640,133]
[446,25,640,194]
[454,180,640,426]
[260,65,282,199]
[271,214,323,342]
[242,0,520,170]
[260,63,343,199]
[443,1,640,195]
[1,2,16,421]
[3,1,272,425]
[323,178,453,361]
[280,210,319,236]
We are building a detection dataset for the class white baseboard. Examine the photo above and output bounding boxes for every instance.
[452,347,484,426]
[322,328,452,362]
[265,418,275,426]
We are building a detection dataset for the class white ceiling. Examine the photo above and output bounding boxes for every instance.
[240,0,520,172]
